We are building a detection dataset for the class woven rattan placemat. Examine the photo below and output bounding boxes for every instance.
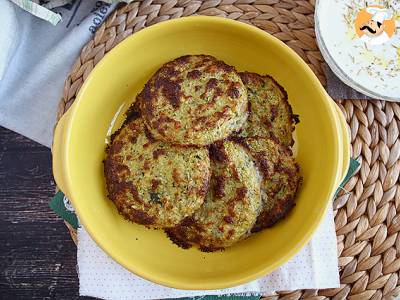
[56,1,400,299]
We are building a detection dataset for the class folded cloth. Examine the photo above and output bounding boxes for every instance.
[77,206,339,300]
[0,0,117,147]
[8,0,133,25]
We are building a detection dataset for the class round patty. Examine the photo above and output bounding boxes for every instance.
[233,136,302,232]
[238,72,295,147]
[166,141,262,252]
[140,55,248,146]
[104,118,210,228]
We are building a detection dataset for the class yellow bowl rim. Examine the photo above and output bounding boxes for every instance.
[55,16,345,290]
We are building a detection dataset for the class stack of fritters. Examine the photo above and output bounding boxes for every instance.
[105,55,302,251]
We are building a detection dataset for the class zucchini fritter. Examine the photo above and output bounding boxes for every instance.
[238,72,294,147]
[232,137,302,232]
[166,141,262,251]
[141,55,248,146]
[104,118,210,228]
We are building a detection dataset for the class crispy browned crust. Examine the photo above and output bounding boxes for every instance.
[104,117,210,228]
[165,216,199,250]
[239,72,290,108]
[252,153,302,232]
[209,141,229,162]
[165,141,262,251]
[251,186,300,233]
[255,162,301,231]
[125,98,142,121]
[230,136,302,232]
[165,217,226,253]
[104,120,151,225]
[238,72,295,147]
[140,55,248,146]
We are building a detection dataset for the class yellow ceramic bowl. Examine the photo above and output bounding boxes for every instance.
[53,16,350,289]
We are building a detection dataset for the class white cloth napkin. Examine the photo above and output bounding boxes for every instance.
[0,0,116,147]
[78,206,339,300]
[0,1,340,299]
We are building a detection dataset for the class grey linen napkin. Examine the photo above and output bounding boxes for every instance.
[325,66,373,100]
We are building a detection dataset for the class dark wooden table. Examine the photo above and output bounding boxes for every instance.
[0,126,86,299]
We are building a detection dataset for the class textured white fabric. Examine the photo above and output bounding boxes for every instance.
[78,206,340,300]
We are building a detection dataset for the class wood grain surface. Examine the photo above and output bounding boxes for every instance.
[0,126,91,299]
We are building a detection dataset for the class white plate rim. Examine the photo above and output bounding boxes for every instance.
[315,0,400,102]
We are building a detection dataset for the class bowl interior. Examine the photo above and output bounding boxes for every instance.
[65,16,340,289]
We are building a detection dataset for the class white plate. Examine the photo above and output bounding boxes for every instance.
[315,0,400,101]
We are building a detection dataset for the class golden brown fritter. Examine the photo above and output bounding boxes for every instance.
[238,72,294,147]
[166,141,262,251]
[231,136,302,232]
[140,55,248,146]
[104,118,210,228]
